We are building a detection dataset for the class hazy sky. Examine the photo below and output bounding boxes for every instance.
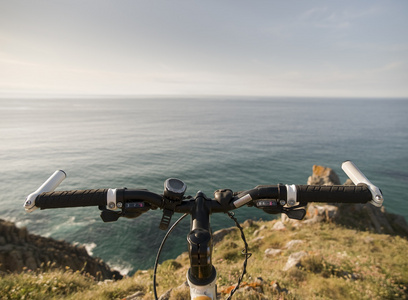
[1,0,407,98]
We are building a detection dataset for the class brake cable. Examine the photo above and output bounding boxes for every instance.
[153,213,188,300]
[225,211,252,300]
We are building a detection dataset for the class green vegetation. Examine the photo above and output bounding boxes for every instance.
[0,267,147,300]
[1,219,407,299]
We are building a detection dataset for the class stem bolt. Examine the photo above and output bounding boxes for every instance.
[288,199,296,206]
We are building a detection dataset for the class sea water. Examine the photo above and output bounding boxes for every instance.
[1,97,407,274]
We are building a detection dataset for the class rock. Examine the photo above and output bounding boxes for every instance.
[283,251,308,271]
[272,221,286,231]
[271,281,289,294]
[344,178,354,185]
[124,291,145,300]
[284,240,304,249]
[307,165,341,185]
[255,277,264,285]
[264,248,282,257]
[171,281,190,298]
[23,251,38,271]
[304,204,339,224]
[335,202,408,237]
[241,219,255,228]
[234,287,268,300]
[253,225,267,236]
[304,165,408,238]
[251,236,265,243]
[222,278,268,300]
[8,249,24,271]
[281,213,289,223]
[0,219,122,280]
[158,282,189,300]
[271,281,281,293]
[212,227,236,245]
[393,214,408,233]
[158,288,172,300]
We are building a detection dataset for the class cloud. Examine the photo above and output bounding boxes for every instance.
[300,5,379,30]
[1,1,407,98]
[300,7,348,29]
[0,57,40,68]
[301,7,328,20]
[379,61,405,72]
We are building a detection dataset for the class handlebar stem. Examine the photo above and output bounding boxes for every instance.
[187,192,216,285]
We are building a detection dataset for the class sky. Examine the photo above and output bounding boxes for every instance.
[1,0,407,98]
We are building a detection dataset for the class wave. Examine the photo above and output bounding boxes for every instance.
[85,242,97,256]
[107,260,133,276]
[72,241,97,256]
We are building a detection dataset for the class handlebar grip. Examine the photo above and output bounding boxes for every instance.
[296,185,372,204]
[24,170,67,212]
[36,189,108,209]
[342,161,384,207]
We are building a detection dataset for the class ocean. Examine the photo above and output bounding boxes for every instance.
[1,97,407,275]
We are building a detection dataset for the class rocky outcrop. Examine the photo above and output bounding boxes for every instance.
[0,219,122,280]
[304,165,408,237]
[307,165,341,185]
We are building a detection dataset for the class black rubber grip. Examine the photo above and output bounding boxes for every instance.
[296,185,372,204]
[36,189,108,209]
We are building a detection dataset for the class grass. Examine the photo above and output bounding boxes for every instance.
[0,268,147,300]
[1,219,407,299]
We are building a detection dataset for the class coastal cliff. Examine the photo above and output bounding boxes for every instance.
[0,219,122,280]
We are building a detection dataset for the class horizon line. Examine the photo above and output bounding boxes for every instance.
[1,93,408,101]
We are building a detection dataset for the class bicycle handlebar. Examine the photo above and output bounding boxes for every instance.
[23,161,384,299]
[23,161,383,219]
[25,181,376,213]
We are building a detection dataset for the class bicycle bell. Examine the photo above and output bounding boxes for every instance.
[164,178,187,201]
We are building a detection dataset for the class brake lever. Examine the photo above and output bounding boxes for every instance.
[283,207,306,220]
[100,209,121,222]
